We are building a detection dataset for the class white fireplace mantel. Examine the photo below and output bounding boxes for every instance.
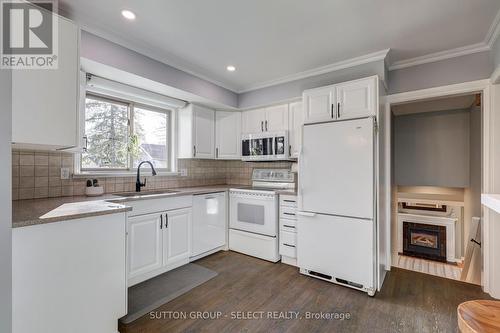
[397,213,458,263]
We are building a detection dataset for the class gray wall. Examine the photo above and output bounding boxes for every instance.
[81,31,238,108]
[0,69,12,333]
[394,109,470,187]
[238,60,386,109]
[389,52,494,95]
[493,36,500,70]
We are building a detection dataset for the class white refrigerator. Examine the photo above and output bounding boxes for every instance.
[297,117,376,296]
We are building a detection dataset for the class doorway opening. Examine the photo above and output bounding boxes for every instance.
[389,93,483,285]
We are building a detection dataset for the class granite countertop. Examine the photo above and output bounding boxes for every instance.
[12,185,241,228]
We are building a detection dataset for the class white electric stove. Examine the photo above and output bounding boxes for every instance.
[229,169,295,262]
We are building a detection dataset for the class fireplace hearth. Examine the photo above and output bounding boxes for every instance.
[403,222,447,262]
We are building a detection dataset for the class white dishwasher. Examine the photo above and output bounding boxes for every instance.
[191,192,227,259]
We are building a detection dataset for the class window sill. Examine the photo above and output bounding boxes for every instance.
[73,171,180,178]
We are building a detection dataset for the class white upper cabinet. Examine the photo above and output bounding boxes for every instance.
[241,105,289,134]
[265,104,289,132]
[303,86,335,124]
[288,101,303,158]
[336,76,377,120]
[194,106,216,158]
[12,14,79,150]
[303,76,378,124]
[242,108,266,133]
[215,111,241,159]
[178,104,215,159]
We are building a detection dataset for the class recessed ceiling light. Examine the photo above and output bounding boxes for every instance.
[121,10,136,20]
[226,65,236,72]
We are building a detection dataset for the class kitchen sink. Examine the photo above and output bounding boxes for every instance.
[114,189,179,199]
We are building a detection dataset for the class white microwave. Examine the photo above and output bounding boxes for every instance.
[241,131,289,161]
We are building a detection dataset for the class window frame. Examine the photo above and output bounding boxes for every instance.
[76,92,176,175]
[130,102,172,171]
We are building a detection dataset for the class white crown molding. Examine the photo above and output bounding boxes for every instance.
[388,43,490,71]
[485,8,500,48]
[237,49,390,93]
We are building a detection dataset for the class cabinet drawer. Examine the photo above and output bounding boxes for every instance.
[280,206,297,220]
[281,230,297,247]
[280,195,298,207]
[125,195,192,217]
[280,218,296,232]
[280,230,297,258]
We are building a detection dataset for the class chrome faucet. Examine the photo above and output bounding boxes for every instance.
[136,161,157,192]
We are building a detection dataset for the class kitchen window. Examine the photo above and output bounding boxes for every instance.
[80,93,173,172]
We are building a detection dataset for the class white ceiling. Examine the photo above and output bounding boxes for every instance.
[60,0,500,93]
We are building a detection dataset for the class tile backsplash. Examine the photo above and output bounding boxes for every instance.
[12,150,292,200]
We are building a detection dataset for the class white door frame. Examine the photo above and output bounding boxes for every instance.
[382,79,492,292]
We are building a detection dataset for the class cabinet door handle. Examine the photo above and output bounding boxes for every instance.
[283,243,296,248]
[193,145,196,157]
[216,147,219,159]
[337,102,340,118]
[165,214,169,228]
[265,120,268,131]
[331,104,334,118]
[261,121,264,132]
[288,145,292,157]
[160,214,163,229]
[284,212,295,216]
[283,225,296,229]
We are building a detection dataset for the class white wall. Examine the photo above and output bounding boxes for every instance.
[0,69,12,333]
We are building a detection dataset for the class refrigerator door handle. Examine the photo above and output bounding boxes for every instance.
[296,211,316,217]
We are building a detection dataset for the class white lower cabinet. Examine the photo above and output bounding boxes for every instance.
[127,213,164,280]
[13,214,127,333]
[127,204,192,286]
[164,208,192,265]
[279,194,298,266]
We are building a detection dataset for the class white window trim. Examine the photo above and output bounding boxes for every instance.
[74,88,179,177]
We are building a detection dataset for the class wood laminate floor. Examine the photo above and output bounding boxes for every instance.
[118,251,491,333]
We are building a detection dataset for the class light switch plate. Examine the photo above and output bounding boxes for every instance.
[60,167,70,180]
[180,168,188,177]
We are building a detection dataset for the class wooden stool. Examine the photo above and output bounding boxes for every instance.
[458,300,500,332]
